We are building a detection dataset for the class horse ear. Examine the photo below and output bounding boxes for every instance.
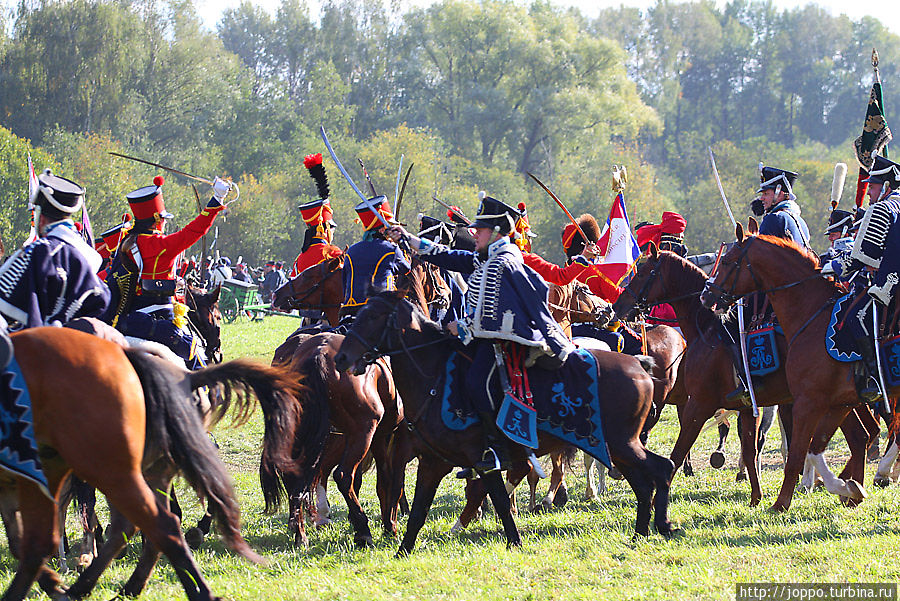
[735,222,745,242]
[747,216,759,235]
[649,241,658,260]
[211,284,221,302]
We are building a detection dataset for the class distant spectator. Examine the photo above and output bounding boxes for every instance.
[232,262,252,283]
[209,256,233,286]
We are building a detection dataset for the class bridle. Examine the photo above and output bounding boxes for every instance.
[619,257,701,316]
[343,295,447,378]
[184,285,222,361]
[701,240,761,308]
[284,260,343,312]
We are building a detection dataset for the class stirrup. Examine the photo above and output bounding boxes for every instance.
[474,447,501,474]
[528,453,547,479]
[725,385,751,407]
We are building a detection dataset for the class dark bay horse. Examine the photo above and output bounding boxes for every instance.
[264,261,428,548]
[185,284,223,364]
[701,225,876,511]
[0,327,289,600]
[334,291,676,553]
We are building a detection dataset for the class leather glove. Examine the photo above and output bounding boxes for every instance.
[869,273,898,306]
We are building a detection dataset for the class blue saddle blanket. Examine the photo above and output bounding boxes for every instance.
[0,359,50,497]
[440,348,611,468]
[826,293,863,362]
[746,326,780,377]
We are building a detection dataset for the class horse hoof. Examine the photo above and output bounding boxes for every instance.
[749,497,761,508]
[768,502,788,513]
[315,517,333,528]
[184,527,205,550]
[657,525,680,539]
[874,476,891,489]
[608,467,624,480]
[293,533,309,548]
[355,535,375,549]
[553,487,569,507]
[845,479,867,502]
[735,471,747,482]
[583,493,598,501]
[709,451,726,469]
[76,554,93,572]
[506,537,523,549]
[682,464,694,477]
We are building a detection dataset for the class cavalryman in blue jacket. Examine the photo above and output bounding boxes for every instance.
[752,165,810,247]
[387,195,574,473]
[341,196,410,318]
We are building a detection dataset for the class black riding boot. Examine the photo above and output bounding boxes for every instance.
[473,411,507,474]
[854,337,883,403]
[725,342,751,406]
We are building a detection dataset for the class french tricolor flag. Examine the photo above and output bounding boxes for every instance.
[596,192,640,286]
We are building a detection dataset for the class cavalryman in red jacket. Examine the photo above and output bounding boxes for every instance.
[110,175,229,368]
[290,153,342,277]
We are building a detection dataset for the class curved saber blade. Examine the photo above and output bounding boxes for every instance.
[320,127,389,230]
[708,147,737,228]
[526,172,589,244]
[393,154,404,214]
[432,196,472,225]
[395,163,413,221]
[109,151,214,186]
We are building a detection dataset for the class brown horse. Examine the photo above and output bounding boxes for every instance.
[613,246,798,506]
[262,331,406,548]
[61,352,304,599]
[700,225,875,510]
[271,256,344,325]
[0,327,288,600]
[185,284,223,364]
[334,291,676,553]
[263,264,428,548]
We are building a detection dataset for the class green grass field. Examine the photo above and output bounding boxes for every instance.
[3,314,899,600]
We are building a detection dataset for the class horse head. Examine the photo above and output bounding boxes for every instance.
[272,256,344,324]
[335,291,424,376]
[186,285,223,363]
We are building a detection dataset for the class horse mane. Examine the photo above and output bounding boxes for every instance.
[371,289,445,337]
[755,235,820,273]
[659,250,708,291]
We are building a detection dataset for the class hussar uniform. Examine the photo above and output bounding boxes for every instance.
[111,175,226,369]
[290,154,342,278]
[835,156,900,401]
[0,170,110,496]
[411,196,573,472]
[341,196,409,318]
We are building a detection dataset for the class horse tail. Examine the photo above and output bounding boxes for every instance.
[259,350,331,514]
[187,359,302,475]
[124,348,264,564]
[562,445,578,468]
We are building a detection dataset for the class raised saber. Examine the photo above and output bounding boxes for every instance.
[432,196,472,225]
[526,172,590,245]
[708,148,758,416]
[395,163,413,221]
[708,147,737,228]
[110,151,214,186]
[393,154,404,214]
[320,127,390,231]
[110,151,239,202]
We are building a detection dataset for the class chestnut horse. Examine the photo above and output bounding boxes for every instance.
[334,291,676,553]
[613,246,796,506]
[0,327,283,600]
[701,225,875,511]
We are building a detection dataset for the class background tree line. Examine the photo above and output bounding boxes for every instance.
[1,0,898,266]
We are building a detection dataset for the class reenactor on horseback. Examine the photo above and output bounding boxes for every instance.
[341,196,409,319]
[831,155,900,401]
[386,195,573,474]
[289,154,342,278]
[0,169,110,362]
[728,164,810,404]
[0,170,110,494]
[751,165,810,246]
[107,174,230,369]
[418,215,464,326]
